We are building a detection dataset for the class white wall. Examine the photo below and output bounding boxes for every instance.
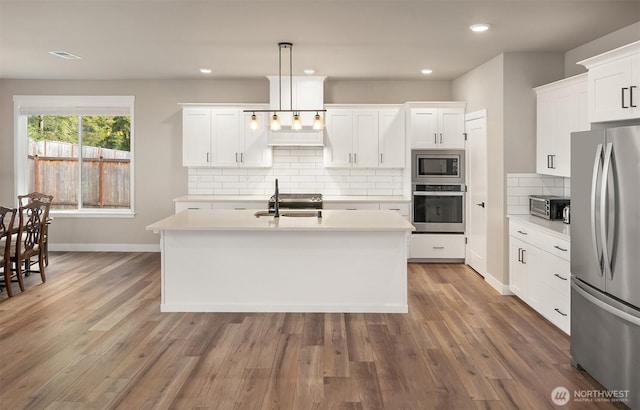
[452,52,565,287]
[0,78,450,247]
[565,22,640,77]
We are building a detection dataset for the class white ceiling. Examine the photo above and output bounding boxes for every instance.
[1,0,639,81]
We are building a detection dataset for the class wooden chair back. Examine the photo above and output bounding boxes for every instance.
[16,200,48,260]
[1,206,17,296]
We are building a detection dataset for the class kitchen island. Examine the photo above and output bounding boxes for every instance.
[147,209,414,313]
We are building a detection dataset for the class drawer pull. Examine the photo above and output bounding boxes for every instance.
[517,230,527,235]
[346,208,357,211]
[554,245,568,252]
[554,308,568,317]
[554,273,568,281]
[433,246,445,250]
[389,208,400,211]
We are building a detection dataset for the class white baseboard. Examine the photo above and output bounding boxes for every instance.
[49,243,160,252]
[484,273,513,295]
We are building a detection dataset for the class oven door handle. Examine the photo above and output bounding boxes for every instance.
[413,192,464,197]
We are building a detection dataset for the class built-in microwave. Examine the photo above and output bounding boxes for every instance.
[411,150,465,184]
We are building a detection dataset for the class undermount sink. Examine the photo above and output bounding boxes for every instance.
[253,210,321,218]
[281,211,321,218]
[254,210,275,217]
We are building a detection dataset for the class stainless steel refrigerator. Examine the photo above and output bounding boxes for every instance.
[571,125,640,408]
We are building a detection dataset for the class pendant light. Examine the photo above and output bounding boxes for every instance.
[245,42,325,131]
[312,112,323,130]
[250,113,259,130]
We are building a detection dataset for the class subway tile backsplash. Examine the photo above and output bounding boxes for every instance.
[188,147,405,196]
[507,173,571,215]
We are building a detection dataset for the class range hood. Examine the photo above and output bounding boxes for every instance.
[267,75,326,146]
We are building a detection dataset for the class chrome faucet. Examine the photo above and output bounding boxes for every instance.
[273,178,280,218]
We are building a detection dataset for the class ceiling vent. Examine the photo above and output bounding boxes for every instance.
[48,51,83,60]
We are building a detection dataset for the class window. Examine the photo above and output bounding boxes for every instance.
[14,96,135,216]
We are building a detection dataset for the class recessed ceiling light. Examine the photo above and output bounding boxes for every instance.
[200,68,212,74]
[469,23,490,33]
[49,51,82,60]
[304,68,316,75]
[420,69,433,75]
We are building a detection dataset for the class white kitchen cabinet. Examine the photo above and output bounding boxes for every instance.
[175,201,213,213]
[578,41,640,123]
[508,217,571,334]
[410,234,465,259]
[323,201,380,211]
[182,108,212,167]
[324,105,405,169]
[378,108,405,168]
[534,74,590,177]
[181,104,272,168]
[407,103,466,149]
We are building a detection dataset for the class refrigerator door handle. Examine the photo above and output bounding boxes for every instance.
[600,142,614,280]
[591,143,604,275]
[572,280,640,326]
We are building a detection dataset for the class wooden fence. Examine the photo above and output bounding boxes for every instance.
[28,155,130,209]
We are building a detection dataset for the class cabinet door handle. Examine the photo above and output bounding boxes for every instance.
[240,152,244,163]
[235,152,238,163]
[631,85,637,108]
[521,249,526,264]
[554,273,568,281]
[547,154,552,169]
[354,153,357,163]
[349,153,352,163]
[518,247,522,262]
[380,153,383,164]
[554,245,568,252]
[554,308,568,317]
[622,87,629,108]
[433,246,445,250]
[517,230,527,235]
[206,152,210,162]
[434,133,437,144]
[439,133,443,144]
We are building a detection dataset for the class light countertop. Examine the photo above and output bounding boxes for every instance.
[148,209,415,232]
[173,195,410,203]
[507,214,570,240]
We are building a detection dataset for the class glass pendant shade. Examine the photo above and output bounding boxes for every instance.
[250,114,259,130]
[312,113,323,130]
[292,113,302,130]
[270,113,281,131]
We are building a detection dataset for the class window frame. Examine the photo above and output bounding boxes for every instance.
[13,95,135,217]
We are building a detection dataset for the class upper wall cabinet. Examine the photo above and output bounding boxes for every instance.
[323,105,405,169]
[578,41,640,123]
[406,102,466,149]
[534,74,590,177]
[181,104,272,168]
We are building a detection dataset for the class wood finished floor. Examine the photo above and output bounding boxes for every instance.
[0,252,626,410]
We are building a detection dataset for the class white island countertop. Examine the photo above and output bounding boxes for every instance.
[147,209,415,232]
[173,195,410,203]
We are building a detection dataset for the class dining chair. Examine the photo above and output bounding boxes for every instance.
[18,192,53,267]
[10,200,48,292]
[1,207,17,297]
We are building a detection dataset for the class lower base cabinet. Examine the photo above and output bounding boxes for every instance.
[508,218,570,334]
[410,234,465,259]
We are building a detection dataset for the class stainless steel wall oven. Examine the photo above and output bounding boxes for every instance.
[411,149,466,233]
[412,184,465,233]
